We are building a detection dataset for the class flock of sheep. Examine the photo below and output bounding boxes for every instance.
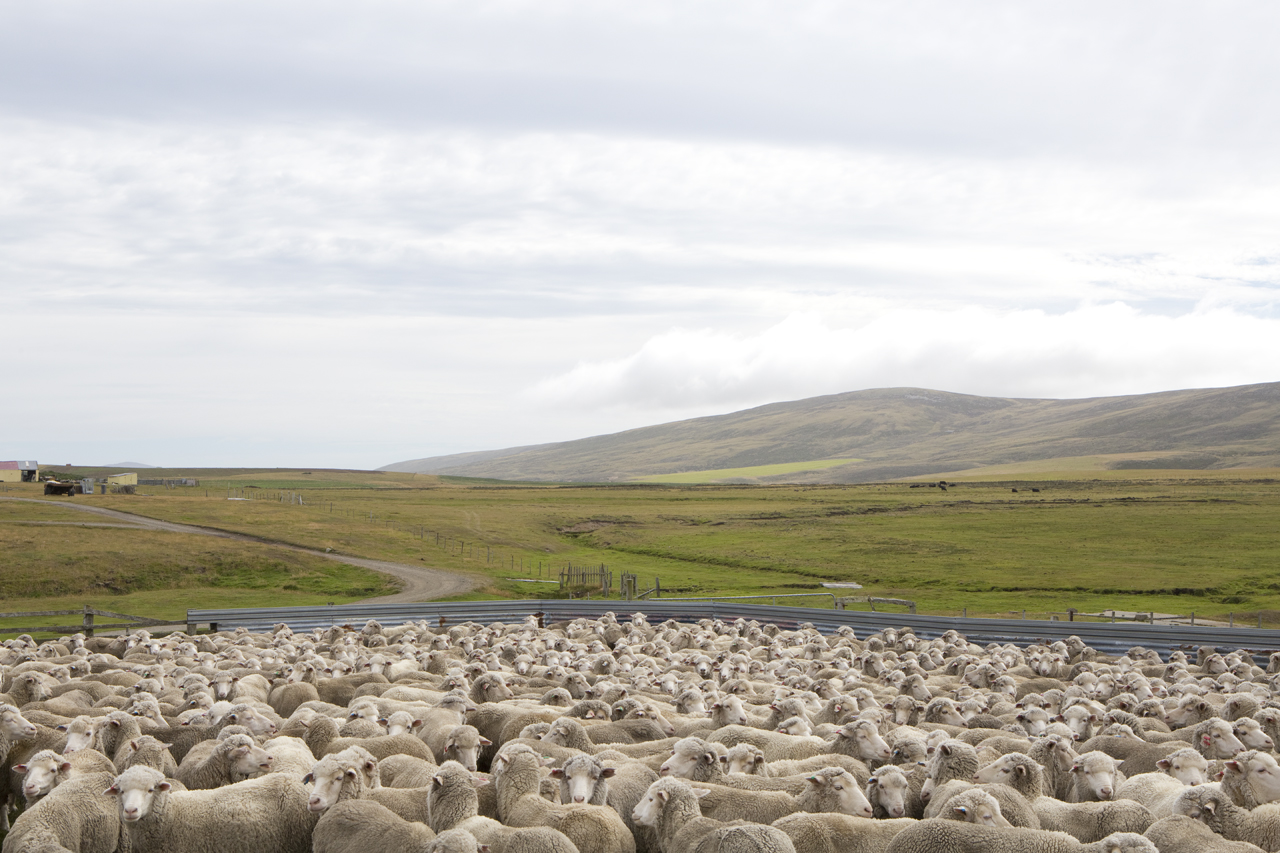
[0,610,1278,852]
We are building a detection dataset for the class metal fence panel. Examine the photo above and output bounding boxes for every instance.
[187,601,1280,663]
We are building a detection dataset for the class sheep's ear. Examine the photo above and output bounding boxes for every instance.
[1014,765,1027,778]
[548,769,564,779]
[59,762,72,773]
[479,737,493,746]
[1225,761,1241,773]
[940,744,953,757]
[953,806,968,817]
[691,788,710,800]
[302,773,314,783]
[600,768,616,779]
[1155,759,1171,771]
[13,764,26,773]
[806,775,824,786]
[104,784,120,796]
[156,782,171,793]
[55,725,67,732]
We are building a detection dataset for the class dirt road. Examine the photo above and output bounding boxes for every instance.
[0,497,475,603]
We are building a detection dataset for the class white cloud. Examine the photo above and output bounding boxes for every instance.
[2,2,1280,467]
[528,305,1280,414]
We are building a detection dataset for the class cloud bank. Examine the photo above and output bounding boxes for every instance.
[1,2,1277,466]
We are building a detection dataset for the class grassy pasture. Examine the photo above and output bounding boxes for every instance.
[0,488,398,630]
[15,468,1267,625]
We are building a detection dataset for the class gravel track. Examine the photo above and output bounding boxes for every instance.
[0,497,476,603]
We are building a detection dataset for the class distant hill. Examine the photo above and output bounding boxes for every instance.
[381,382,1280,483]
[101,462,158,469]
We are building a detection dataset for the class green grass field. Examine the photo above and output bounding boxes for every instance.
[7,468,1280,627]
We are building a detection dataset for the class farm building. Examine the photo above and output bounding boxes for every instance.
[0,461,38,483]
[106,472,138,486]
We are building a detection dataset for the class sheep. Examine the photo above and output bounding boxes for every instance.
[1030,734,1080,801]
[1143,815,1268,853]
[0,767,122,853]
[942,787,1011,827]
[116,735,180,777]
[1174,785,1280,851]
[705,725,827,763]
[550,753,660,853]
[493,748,636,853]
[106,764,318,853]
[13,748,116,804]
[426,761,484,833]
[175,732,273,789]
[433,725,492,772]
[1220,751,1280,809]
[312,799,437,853]
[631,777,796,853]
[770,814,916,853]
[867,765,923,820]
[380,754,439,789]
[723,744,770,776]
[884,820,1158,853]
[1115,771,1192,819]
[1155,747,1210,786]
[1071,751,1126,802]
[920,740,980,803]
[826,719,892,766]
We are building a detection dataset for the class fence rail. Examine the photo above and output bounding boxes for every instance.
[186,599,1280,665]
[0,606,183,637]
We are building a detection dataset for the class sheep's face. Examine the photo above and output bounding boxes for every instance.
[631,786,666,827]
[304,764,360,812]
[928,701,966,728]
[443,729,491,772]
[839,722,892,763]
[1201,722,1246,759]
[1228,751,1280,804]
[710,697,748,726]
[1016,708,1050,738]
[1233,719,1273,751]
[868,769,909,818]
[1072,754,1121,800]
[106,773,169,823]
[974,755,1025,787]
[811,770,873,818]
[227,740,273,777]
[554,761,614,805]
[60,719,97,754]
[17,754,68,801]
[723,747,766,776]
[1156,751,1208,786]
[1059,706,1096,741]
[660,745,715,779]
[0,707,38,740]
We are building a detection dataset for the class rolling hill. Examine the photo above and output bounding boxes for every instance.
[381,382,1280,483]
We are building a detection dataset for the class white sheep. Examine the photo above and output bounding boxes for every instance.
[106,765,317,853]
[631,777,796,853]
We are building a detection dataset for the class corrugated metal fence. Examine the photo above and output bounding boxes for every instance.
[187,600,1280,664]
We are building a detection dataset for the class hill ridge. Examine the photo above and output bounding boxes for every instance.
[382,382,1280,483]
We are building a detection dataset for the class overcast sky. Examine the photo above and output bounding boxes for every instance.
[3,1,1278,469]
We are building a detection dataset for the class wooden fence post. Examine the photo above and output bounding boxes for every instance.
[82,605,94,638]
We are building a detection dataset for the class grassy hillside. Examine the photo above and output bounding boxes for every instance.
[382,382,1280,482]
